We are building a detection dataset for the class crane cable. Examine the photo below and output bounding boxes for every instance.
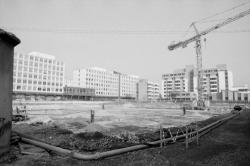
[181,1,250,41]
[195,0,250,24]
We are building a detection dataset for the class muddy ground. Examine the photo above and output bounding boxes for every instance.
[1,109,250,166]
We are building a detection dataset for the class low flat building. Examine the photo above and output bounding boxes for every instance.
[232,85,249,92]
[215,90,250,102]
[63,86,95,100]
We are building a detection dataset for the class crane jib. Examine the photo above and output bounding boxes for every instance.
[168,8,250,51]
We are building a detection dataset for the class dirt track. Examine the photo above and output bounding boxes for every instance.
[1,109,250,166]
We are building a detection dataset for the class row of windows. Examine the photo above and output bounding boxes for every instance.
[15,54,63,66]
[14,71,63,78]
[15,85,63,92]
[64,88,94,93]
[86,73,118,79]
[163,73,185,77]
[164,87,186,90]
[14,79,63,86]
[14,63,64,72]
[86,79,118,84]
[85,72,137,81]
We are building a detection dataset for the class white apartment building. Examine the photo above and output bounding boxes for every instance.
[147,81,160,100]
[162,65,194,99]
[137,79,160,101]
[198,64,233,98]
[120,73,139,98]
[162,64,233,100]
[13,52,65,94]
[73,67,139,98]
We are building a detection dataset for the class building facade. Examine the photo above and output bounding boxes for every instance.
[0,28,20,155]
[162,64,233,101]
[63,86,95,100]
[137,79,160,102]
[162,65,194,100]
[73,67,139,98]
[220,90,250,102]
[199,64,233,99]
[13,52,65,94]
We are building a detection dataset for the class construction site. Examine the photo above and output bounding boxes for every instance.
[4,101,250,166]
[1,0,250,166]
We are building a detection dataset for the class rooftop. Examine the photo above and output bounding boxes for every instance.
[28,52,55,60]
[0,28,21,46]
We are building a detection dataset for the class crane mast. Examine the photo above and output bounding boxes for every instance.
[192,23,204,108]
[168,8,250,109]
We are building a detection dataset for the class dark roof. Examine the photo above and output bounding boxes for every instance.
[0,29,21,46]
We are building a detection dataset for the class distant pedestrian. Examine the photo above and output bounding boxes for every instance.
[90,110,95,123]
[16,106,19,114]
[183,106,186,115]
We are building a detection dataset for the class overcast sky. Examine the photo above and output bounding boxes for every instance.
[1,0,250,86]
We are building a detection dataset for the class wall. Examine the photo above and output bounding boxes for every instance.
[137,80,148,102]
[218,71,226,91]
[0,40,14,155]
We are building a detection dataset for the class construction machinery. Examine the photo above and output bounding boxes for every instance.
[168,8,250,109]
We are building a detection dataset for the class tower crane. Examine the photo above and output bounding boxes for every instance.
[168,8,250,109]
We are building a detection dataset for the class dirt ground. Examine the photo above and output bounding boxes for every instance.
[1,108,250,166]
[13,102,226,133]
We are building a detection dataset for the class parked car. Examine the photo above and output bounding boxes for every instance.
[233,105,242,111]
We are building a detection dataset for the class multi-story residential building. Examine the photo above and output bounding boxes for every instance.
[162,64,233,101]
[120,73,139,98]
[199,64,233,98]
[13,52,65,94]
[73,67,139,98]
[162,65,194,100]
[137,79,160,102]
